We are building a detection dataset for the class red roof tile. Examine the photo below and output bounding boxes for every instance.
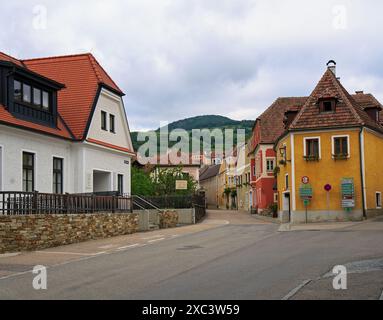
[22,53,123,140]
[290,69,383,133]
[86,138,135,155]
[0,103,73,139]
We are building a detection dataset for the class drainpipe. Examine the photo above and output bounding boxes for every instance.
[359,127,367,219]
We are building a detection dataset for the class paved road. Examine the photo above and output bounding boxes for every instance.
[1,211,383,300]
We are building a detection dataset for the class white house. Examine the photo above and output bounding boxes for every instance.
[0,52,135,195]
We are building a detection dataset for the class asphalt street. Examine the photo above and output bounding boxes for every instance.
[0,211,383,300]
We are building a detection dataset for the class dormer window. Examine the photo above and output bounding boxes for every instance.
[319,99,336,113]
[14,79,50,111]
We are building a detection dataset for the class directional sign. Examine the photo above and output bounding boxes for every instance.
[341,178,355,209]
[299,184,313,199]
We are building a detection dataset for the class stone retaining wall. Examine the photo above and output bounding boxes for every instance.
[159,210,179,229]
[0,213,139,254]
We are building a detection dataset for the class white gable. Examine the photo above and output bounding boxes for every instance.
[86,88,134,151]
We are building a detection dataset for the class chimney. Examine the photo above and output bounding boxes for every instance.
[326,60,336,76]
[355,90,364,95]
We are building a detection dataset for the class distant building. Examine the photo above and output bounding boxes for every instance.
[199,164,221,208]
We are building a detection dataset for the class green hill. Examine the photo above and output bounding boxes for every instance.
[131,115,254,152]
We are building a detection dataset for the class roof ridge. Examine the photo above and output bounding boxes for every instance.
[0,51,20,61]
[87,54,123,93]
[328,71,364,125]
[22,52,91,63]
[87,54,104,84]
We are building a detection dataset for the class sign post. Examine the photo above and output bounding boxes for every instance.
[341,178,355,212]
[299,179,313,224]
[324,184,332,215]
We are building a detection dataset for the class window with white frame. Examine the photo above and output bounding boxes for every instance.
[376,192,382,209]
[304,137,321,160]
[266,158,275,172]
[273,193,278,203]
[332,135,350,158]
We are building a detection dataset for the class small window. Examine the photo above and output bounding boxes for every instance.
[285,174,289,190]
[22,84,31,103]
[376,192,382,209]
[33,88,41,106]
[266,159,275,172]
[53,158,63,194]
[305,138,320,159]
[22,152,34,192]
[333,136,349,158]
[42,91,49,110]
[117,174,124,195]
[320,100,336,113]
[14,80,22,101]
[101,111,107,130]
[110,114,115,133]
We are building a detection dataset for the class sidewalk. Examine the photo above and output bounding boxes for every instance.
[278,215,383,232]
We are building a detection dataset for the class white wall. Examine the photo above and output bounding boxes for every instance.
[87,88,134,151]
[81,143,132,195]
[0,125,73,193]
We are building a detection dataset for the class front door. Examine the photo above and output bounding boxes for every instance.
[283,192,291,222]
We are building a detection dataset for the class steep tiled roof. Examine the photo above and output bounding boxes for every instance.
[0,105,74,139]
[290,69,383,133]
[199,164,221,181]
[0,52,25,67]
[22,53,123,139]
[258,97,308,144]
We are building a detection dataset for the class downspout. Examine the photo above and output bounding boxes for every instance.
[359,127,367,219]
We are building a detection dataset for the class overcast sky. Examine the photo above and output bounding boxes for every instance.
[1,0,383,131]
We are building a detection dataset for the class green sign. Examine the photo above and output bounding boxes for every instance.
[303,199,310,206]
[300,184,313,199]
[341,178,355,209]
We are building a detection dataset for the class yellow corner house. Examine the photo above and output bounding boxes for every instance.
[275,61,383,223]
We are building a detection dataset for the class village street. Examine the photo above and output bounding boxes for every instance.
[0,210,383,300]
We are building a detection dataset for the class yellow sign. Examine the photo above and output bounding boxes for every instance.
[176,180,188,190]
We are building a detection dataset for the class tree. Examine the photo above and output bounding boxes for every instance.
[153,166,197,196]
[131,166,155,196]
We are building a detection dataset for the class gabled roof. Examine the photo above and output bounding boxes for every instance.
[22,53,123,140]
[0,51,125,142]
[250,97,307,151]
[199,164,221,181]
[290,69,383,133]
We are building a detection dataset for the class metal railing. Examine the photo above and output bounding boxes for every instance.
[0,191,132,215]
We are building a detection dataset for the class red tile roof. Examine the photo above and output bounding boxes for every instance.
[0,52,127,145]
[22,53,123,139]
[290,69,383,133]
[0,104,74,139]
[86,138,135,155]
[250,97,308,150]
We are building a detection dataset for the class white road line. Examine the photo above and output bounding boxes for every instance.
[35,251,105,256]
[282,279,312,300]
[148,238,165,243]
[98,244,116,249]
[116,244,140,250]
[141,234,164,240]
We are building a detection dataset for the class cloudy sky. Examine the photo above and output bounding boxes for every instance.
[1,0,383,131]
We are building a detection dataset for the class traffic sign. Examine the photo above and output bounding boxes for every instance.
[301,176,309,184]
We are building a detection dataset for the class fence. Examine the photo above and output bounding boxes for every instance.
[0,191,132,215]
[133,194,206,223]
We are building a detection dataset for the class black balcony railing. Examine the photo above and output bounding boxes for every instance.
[0,191,132,215]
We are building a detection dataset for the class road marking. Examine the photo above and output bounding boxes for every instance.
[0,252,21,258]
[116,244,140,250]
[35,251,105,256]
[98,244,116,249]
[142,234,164,240]
[148,238,165,243]
[282,279,312,300]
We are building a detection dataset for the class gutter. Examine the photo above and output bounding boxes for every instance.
[359,127,367,218]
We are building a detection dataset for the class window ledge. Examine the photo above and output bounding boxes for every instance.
[333,154,349,160]
[303,156,320,162]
